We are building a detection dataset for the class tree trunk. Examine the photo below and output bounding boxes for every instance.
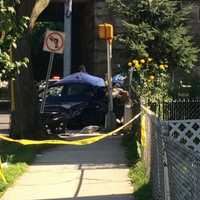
[11,0,50,138]
[12,34,42,138]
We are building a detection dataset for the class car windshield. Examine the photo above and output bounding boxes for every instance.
[39,85,64,98]
[39,83,95,102]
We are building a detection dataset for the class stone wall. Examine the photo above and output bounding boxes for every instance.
[188,1,200,77]
[189,1,200,38]
[47,0,200,79]
[76,1,95,74]
[93,0,127,77]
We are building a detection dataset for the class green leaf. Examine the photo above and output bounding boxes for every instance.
[12,42,17,49]
[7,7,15,14]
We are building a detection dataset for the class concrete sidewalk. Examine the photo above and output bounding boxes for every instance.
[1,136,134,200]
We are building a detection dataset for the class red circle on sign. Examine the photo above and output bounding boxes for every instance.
[45,32,64,53]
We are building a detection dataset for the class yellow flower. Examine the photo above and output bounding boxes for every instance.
[149,75,155,80]
[135,63,141,70]
[128,62,132,67]
[140,59,145,64]
[159,64,165,70]
[132,59,139,65]
[148,58,153,62]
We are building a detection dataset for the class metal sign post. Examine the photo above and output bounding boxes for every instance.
[107,40,113,113]
[98,23,116,130]
[40,53,54,113]
[105,39,116,130]
[41,30,65,113]
[106,40,113,112]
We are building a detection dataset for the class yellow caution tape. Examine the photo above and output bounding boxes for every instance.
[141,114,147,147]
[140,105,156,147]
[0,113,141,146]
[0,157,7,184]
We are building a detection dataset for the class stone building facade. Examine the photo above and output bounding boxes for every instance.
[94,0,200,77]
[41,0,200,78]
[40,0,126,77]
[93,0,126,76]
[189,1,200,75]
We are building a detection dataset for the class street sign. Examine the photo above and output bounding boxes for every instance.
[43,30,65,54]
[98,23,113,40]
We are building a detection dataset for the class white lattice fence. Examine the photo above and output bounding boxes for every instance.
[162,119,200,153]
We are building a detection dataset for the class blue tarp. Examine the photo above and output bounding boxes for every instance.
[112,74,127,86]
[56,72,105,87]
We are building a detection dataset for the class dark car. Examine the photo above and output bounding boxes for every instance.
[39,81,107,133]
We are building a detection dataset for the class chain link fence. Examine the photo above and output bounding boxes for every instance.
[162,99,200,120]
[141,105,200,200]
[164,138,200,200]
[141,106,165,200]
[149,98,200,120]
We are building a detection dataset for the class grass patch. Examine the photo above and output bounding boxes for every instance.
[122,132,152,200]
[122,131,139,165]
[0,163,27,196]
[0,141,52,197]
[129,161,152,200]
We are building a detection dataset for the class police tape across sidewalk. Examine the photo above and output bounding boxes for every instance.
[0,113,141,146]
[0,157,7,184]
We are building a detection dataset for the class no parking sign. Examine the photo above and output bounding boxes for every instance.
[43,30,65,54]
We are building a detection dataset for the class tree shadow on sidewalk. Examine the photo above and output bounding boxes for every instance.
[37,193,134,200]
[32,136,128,167]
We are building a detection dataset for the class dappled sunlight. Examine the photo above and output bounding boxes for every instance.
[8,167,132,199]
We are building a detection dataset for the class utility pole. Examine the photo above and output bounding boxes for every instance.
[64,0,72,77]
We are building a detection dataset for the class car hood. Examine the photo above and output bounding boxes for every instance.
[44,101,87,113]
